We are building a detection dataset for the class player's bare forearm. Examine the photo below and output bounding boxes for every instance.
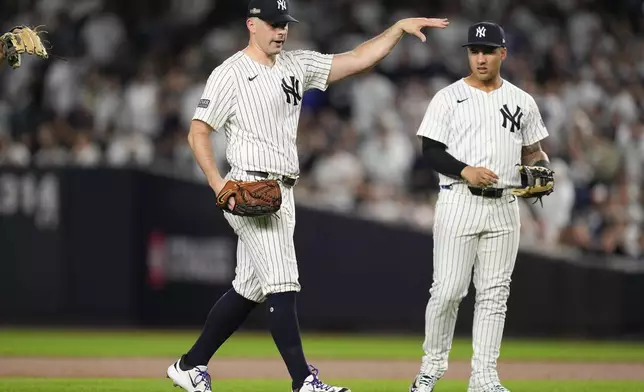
[521,141,550,167]
[188,120,224,188]
[327,18,448,84]
[327,25,404,83]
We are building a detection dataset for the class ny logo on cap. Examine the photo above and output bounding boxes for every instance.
[476,26,486,38]
[277,0,287,10]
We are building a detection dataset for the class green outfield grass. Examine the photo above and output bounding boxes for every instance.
[2,329,644,362]
[1,379,643,392]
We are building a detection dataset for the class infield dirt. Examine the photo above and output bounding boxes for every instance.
[2,358,644,380]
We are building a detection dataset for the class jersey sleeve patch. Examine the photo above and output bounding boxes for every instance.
[197,99,211,109]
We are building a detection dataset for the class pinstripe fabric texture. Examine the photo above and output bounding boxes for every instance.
[416,78,549,392]
[192,49,333,303]
[421,185,520,390]
[417,79,548,188]
[225,169,299,302]
[193,50,333,177]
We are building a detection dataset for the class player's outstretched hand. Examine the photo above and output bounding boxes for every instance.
[396,18,449,42]
[461,166,499,187]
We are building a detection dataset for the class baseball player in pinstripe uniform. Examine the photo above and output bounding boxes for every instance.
[166,1,448,391]
[409,22,553,392]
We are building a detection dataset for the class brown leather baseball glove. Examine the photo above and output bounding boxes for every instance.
[216,180,282,217]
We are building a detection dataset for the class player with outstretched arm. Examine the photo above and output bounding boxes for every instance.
[166,1,449,392]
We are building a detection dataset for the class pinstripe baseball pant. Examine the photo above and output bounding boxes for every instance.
[223,168,300,303]
[421,183,521,391]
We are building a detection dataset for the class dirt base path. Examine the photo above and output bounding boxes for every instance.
[2,358,644,380]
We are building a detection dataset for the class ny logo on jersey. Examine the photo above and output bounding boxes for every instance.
[476,26,486,38]
[277,0,287,11]
[500,104,523,133]
[281,76,302,106]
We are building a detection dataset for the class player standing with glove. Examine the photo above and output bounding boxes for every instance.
[166,1,449,392]
[410,21,554,392]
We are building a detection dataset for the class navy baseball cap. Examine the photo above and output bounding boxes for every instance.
[247,0,299,24]
[462,22,506,48]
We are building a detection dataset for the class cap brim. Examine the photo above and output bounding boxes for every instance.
[462,42,503,48]
[265,14,299,23]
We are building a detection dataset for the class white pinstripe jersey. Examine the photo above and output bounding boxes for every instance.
[193,50,333,177]
[417,78,549,188]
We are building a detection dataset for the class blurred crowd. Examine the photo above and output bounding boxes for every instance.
[0,0,642,260]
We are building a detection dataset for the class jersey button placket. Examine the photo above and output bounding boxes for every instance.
[486,95,495,170]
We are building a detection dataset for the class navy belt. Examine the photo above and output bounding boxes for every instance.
[441,184,505,198]
[246,170,299,187]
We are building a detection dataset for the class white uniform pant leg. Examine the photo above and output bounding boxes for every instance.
[469,197,521,391]
[225,183,300,301]
[421,190,488,378]
[231,238,265,303]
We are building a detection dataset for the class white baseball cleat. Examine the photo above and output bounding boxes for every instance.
[484,385,510,392]
[409,374,439,392]
[293,365,351,392]
[167,359,212,392]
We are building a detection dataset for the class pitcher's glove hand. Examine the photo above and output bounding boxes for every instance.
[0,26,49,69]
[511,165,555,206]
[216,180,282,217]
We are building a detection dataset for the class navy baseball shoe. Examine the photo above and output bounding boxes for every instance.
[167,359,212,392]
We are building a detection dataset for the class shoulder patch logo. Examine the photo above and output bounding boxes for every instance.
[197,99,210,109]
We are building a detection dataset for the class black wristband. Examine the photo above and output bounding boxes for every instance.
[534,160,550,169]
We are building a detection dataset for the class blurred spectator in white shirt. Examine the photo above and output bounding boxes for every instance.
[567,10,603,63]
[33,123,68,167]
[120,64,161,138]
[358,185,406,224]
[358,117,414,188]
[0,133,30,166]
[350,73,397,136]
[396,78,432,138]
[43,60,82,119]
[609,89,639,125]
[81,11,127,66]
[539,82,568,156]
[0,134,31,167]
[535,158,576,246]
[92,75,124,140]
[71,131,101,167]
[106,132,154,167]
[311,127,365,212]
